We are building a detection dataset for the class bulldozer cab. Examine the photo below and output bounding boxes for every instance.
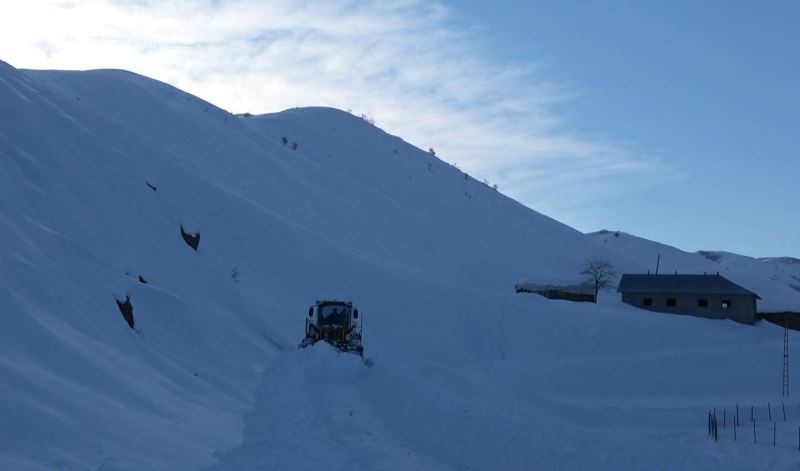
[317,302,352,328]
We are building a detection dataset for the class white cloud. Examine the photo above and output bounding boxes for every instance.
[0,0,674,225]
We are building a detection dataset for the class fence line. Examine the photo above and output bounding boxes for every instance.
[708,402,800,451]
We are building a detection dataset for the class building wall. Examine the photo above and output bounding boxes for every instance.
[621,292,757,324]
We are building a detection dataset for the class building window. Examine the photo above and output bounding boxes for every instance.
[666,298,677,307]
[698,299,709,307]
[721,300,731,309]
[643,298,653,307]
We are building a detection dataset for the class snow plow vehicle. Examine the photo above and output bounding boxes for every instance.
[299,300,363,357]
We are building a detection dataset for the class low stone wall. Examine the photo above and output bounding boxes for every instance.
[515,284,596,303]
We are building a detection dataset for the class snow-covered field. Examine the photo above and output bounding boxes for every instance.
[1,59,799,470]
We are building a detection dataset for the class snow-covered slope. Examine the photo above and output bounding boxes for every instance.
[588,230,800,312]
[2,60,799,470]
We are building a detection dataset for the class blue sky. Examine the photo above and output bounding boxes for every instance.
[449,1,800,257]
[0,0,796,257]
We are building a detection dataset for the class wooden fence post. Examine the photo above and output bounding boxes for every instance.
[711,414,716,441]
[769,402,772,422]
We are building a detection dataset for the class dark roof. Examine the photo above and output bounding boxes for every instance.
[617,274,760,298]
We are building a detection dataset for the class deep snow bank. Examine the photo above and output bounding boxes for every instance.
[0,60,625,469]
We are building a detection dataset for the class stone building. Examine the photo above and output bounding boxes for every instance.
[617,273,760,324]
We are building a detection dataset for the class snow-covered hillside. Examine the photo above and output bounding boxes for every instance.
[588,230,800,312]
[2,59,799,470]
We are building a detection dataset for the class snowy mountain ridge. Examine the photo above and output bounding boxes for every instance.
[2,59,799,470]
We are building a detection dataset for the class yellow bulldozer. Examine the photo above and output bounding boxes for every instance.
[299,300,363,357]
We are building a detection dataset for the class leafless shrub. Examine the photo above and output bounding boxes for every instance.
[180,225,200,251]
[580,259,618,303]
[115,295,135,329]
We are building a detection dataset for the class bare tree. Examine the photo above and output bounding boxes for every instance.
[581,258,617,303]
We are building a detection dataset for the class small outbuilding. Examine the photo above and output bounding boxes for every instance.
[617,273,760,324]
